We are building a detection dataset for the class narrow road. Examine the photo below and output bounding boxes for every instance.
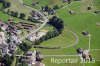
[43,55,79,57]
[61,29,79,49]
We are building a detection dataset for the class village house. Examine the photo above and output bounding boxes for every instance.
[77,48,92,61]
[0,32,8,54]
[0,19,8,31]
[27,31,47,41]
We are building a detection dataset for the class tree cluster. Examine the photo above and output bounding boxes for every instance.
[33,28,59,45]
[6,9,26,19]
[19,42,31,52]
[48,16,64,34]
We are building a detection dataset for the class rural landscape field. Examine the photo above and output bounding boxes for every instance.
[0,0,100,66]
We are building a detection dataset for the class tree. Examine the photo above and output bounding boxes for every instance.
[87,7,91,10]
[19,13,26,19]
[10,11,15,16]
[44,5,49,12]
[3,1,11,8]
[7,9,10,14]
[0,27,2,31]
[6,2,11,7]
[53,5,60,10]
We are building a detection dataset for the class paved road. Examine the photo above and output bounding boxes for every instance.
[61,29,79,49]
[17,0,48,41]
[16,54,79,57]
[43,55,79,57]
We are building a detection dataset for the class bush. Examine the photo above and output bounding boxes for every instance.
[87,7,91,10]
[53,5,60,10]
[3,1,11,8]
[19,13,26,19]
[0,0,5,3]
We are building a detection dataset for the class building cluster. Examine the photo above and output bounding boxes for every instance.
[29,11,44,22]
[0,31,17,55]
[77,48,92,61]
[0,19,18,55]
[0,18,45,66]
[20,50,45,66]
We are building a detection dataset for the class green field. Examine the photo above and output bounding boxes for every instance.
[29,0,100,66]
[0,0,100,66]
[22,0,70,9]
[40,27,76,47]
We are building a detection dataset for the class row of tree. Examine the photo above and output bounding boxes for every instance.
[33,28,59,45]
[6,9,26,19]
